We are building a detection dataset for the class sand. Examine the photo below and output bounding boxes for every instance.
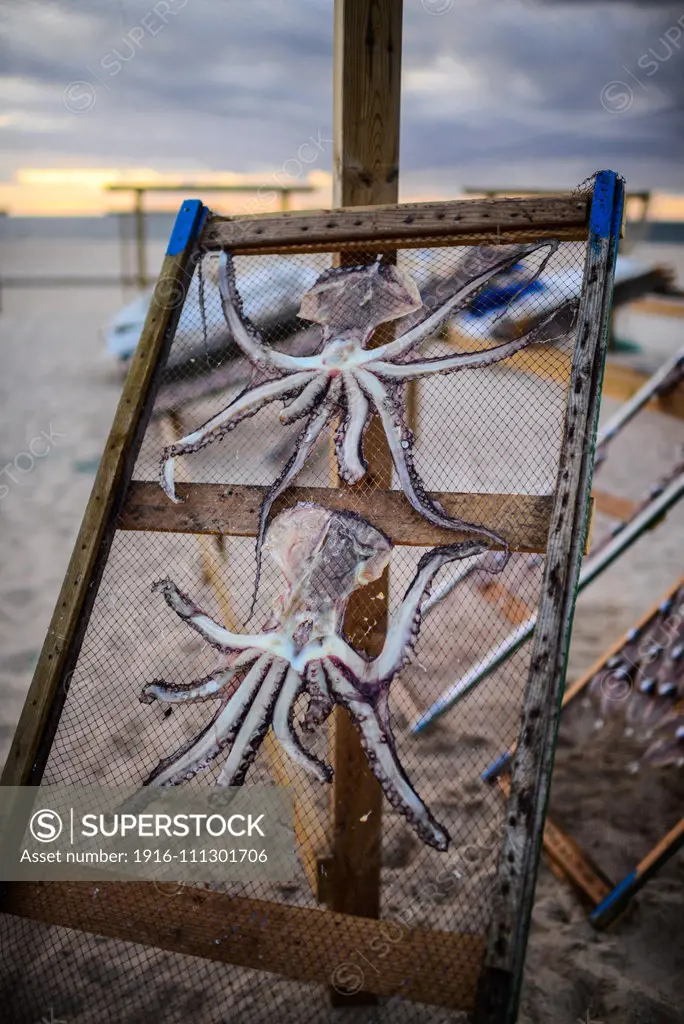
[0,239,682,1023]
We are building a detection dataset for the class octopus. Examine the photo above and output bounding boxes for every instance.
[588,585,684,767]
[160,241,573,613]
[141,502,498,850]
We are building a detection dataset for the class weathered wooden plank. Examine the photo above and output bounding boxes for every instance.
[324,4,401,994]
[474,172,625,1024]
[118,481,554,552]
[199,195,590,253]
[3,880,484,1010]
[541,817,612,905]
[0,201,207,788]
[496,777,611,906]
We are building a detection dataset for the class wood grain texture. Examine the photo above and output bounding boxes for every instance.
[0,207,205,788]
[474,173,624,1024]
[324,1,402,968]
[118,482,554,552]
[200,196,590,253]
[3,880,484,1011]
[541,818,612,905]
[483,575,682,780]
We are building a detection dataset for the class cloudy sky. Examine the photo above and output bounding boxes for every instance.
[1,0,683,213]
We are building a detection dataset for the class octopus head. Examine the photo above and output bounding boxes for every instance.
[298,260,422,345]
[264,503,391,621]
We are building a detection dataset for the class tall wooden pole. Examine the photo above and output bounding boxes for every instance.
[327,0,403,1002]
[134,188,148,289]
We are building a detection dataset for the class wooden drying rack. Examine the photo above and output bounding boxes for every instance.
[492,577,684,929]
[0,174,624,1023]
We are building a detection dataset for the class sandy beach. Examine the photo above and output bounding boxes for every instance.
[0,237,682,1023]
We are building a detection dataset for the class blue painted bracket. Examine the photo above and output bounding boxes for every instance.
[590,820,684,929]
[166,199,208,256]
[589,169,626,252]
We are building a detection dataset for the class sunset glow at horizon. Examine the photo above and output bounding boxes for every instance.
[2,167,684,221]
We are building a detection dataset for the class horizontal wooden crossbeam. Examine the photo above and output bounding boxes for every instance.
[199,195,590,254]
[3,881,484,1010]
[118,482,554,552]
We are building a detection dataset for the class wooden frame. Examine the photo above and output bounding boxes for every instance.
[493,579,684,929]
[473,170,624,1024]
[119,482,554,551]
[1,175,623,1021]
[200,194,590,254]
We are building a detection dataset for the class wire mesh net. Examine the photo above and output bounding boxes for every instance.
[1,231,589,1023]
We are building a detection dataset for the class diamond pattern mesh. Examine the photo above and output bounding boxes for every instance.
[1,234,589,1023]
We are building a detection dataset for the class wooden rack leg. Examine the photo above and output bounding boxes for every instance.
[589,818,684,929]
[159,413,327,898]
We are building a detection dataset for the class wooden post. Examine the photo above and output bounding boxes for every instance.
[134,188,148,289]
[325,2,402,1000]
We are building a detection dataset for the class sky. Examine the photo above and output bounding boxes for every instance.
[1,0,684,215]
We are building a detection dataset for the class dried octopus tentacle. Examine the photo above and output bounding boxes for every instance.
[248,378,342,620]
[323,659,449,851]
[294,633,369,680]
[354,369,510,553]
[359,240,559,364]
[145,652,273,786]
[279,374,331,425]
[159,372,316,503]
[218,252,322,373]
[141,649,262,704]
[370,541,491,685]
[302,659,334,731]
[153,579,285,656]
[272,665,333,782]
[368,299,578,380]
[335,371,370,484]
[217,657,289,786]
